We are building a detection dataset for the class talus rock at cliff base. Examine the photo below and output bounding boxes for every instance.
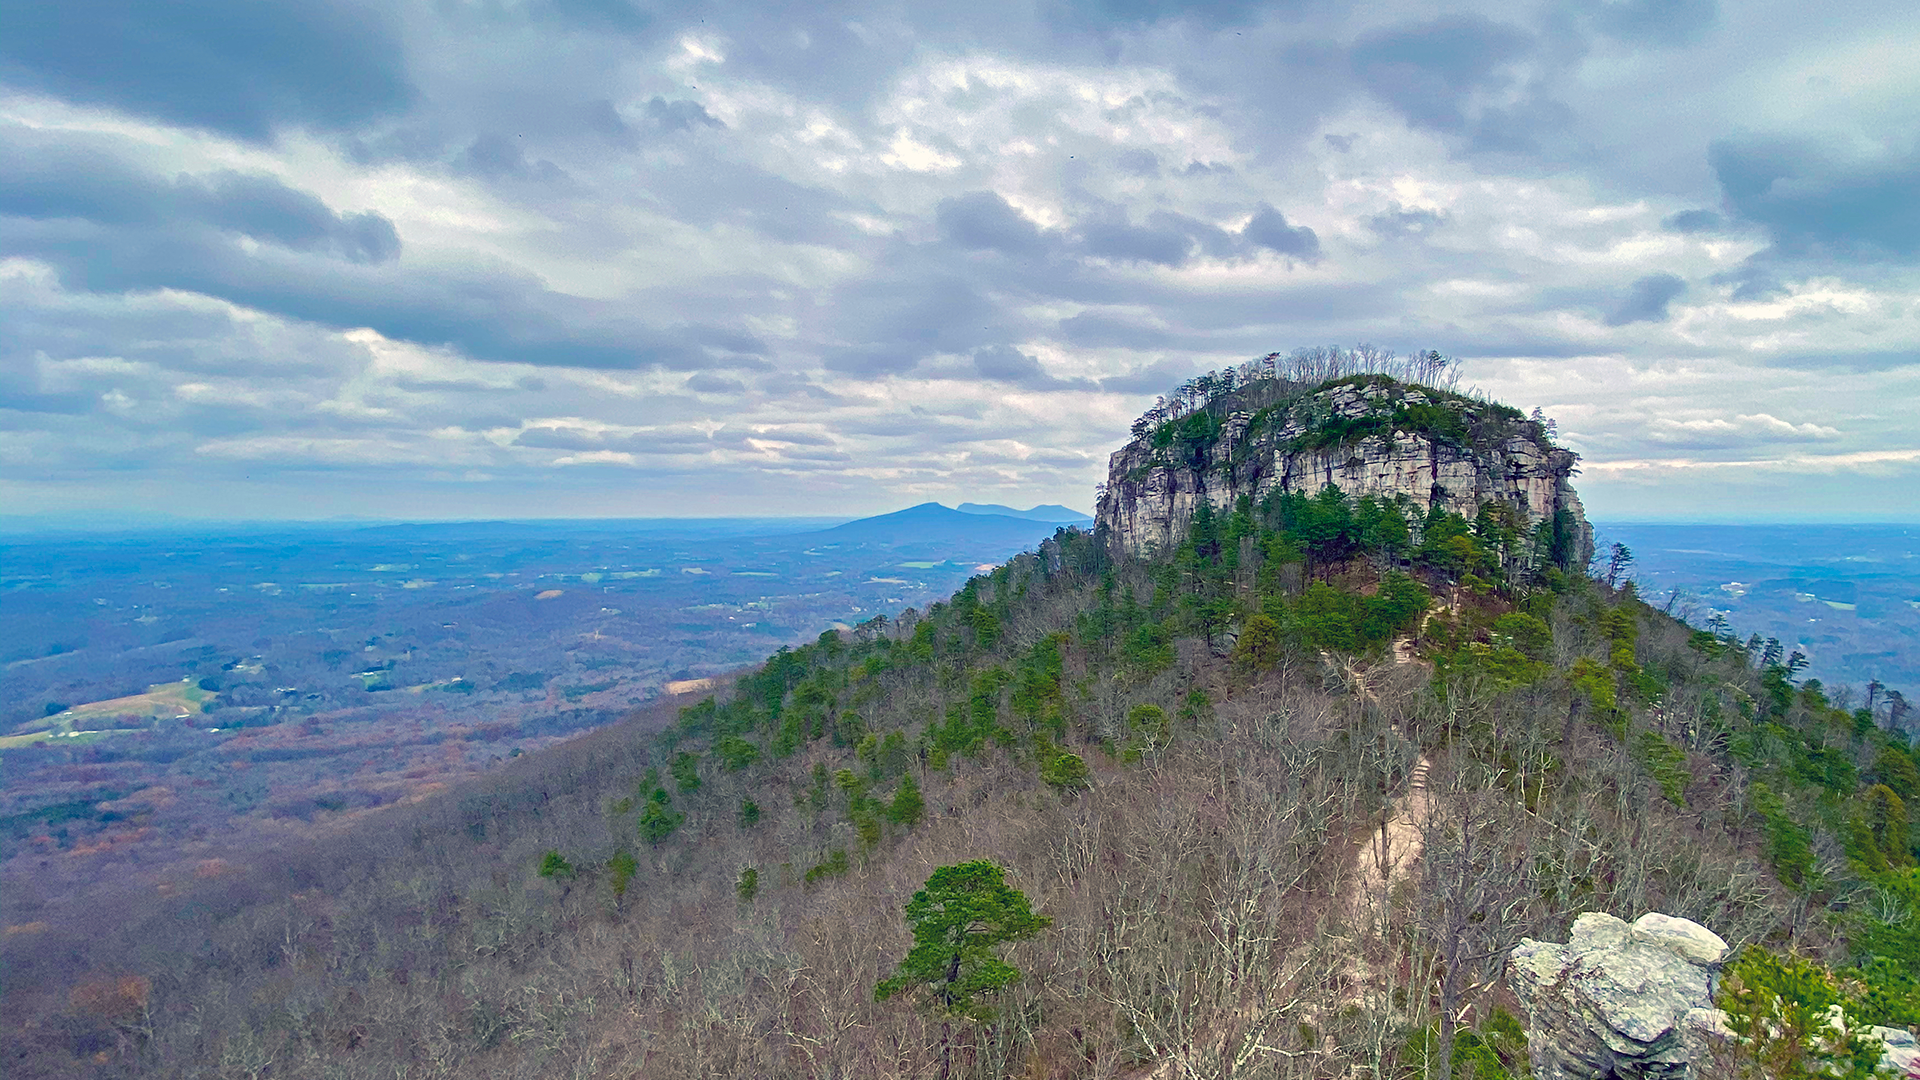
[1509,912,1730,1080]
[1097,376,1593,569]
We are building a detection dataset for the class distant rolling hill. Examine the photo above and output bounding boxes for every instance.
[956,502,1093,523]
[790,502,1078,552]
[349,517,849,541]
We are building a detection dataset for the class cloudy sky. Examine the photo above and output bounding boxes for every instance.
[3,0,1917,524]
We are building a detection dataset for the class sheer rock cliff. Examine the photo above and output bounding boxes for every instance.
[1095,375,1594,569]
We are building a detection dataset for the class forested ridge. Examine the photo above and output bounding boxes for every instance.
[6,379,1919,1080]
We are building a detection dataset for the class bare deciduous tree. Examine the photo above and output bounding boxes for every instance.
[1410,755,1539,1080]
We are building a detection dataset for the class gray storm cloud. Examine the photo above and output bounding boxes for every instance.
[2,0,1918,522]
[0,0,414,141]
[1606,274,1688,326]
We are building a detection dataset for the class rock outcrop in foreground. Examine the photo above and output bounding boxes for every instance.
[1509,912,1730,1080]
[1097,375,1593,569]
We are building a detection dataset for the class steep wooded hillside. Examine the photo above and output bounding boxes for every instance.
[4,363,1916,1080]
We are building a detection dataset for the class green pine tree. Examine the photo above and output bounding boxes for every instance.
[886,773,925,827]
[638,787,684,845]
[875,860,1051,1019]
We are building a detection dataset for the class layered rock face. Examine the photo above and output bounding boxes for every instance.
[1096,376,1593,569]
[1510,912,1731,1080]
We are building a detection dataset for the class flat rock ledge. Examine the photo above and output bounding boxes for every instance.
[1510,912,1730,1080]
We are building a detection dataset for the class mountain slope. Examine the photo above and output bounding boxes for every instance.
[5,361,1916,1080]
[796,501,1064,548]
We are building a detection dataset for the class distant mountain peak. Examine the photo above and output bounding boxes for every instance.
[956,502,1093,523]
[799,502,1079,547]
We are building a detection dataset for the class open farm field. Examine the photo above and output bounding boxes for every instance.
[22,679,212,735]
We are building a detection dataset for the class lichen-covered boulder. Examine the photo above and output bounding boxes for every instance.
[1509,912,1729,1080]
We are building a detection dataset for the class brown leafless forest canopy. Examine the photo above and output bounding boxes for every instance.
[8,498,1913,1079]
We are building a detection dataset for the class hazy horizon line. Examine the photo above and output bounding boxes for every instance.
[0,503,1105,537]
[2,512,1914,538]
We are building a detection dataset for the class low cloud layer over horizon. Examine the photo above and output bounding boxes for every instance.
[4,0,1918,524]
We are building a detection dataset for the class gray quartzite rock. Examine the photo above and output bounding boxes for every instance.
[1509,912,1729,1080]
[1096,377,1593,569]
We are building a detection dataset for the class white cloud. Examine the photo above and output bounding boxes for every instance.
[879,130,962,173]
[552,450,640,467]
[1646,413,1841,444]
[4,0,1920,522]
[1585,448,1920,475]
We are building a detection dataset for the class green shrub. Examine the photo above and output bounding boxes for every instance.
[1719,949,1882,1080]
[537,850,574,880]
[879,731,912,777]
[638,787,684,845]
[1394,402,1469,444]
[1123,704,1168,760]
[1231,613,1283,669]
[1042,751,1091,792]
[607,850,637,899]
[1178,687,1214,728]
[1294,581,1358,652]
[804,848,849,887]
[670,751,702,793]
[1873,746,1920,801]
[1753,782,1816,888]
[1364,572,1430,641]
[716,735,760,771]
[1122,620,1176,678]
[1847,955,1920,1029]
[833,767,867,800]
[1856,868,1920,983]
[1634,730,1692,806]
[1569,657,1617,714]
[885,774,925,827]
[1864,785,1911,868]
[1400,1010,1527,1080]
[1491,612,1551,659]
